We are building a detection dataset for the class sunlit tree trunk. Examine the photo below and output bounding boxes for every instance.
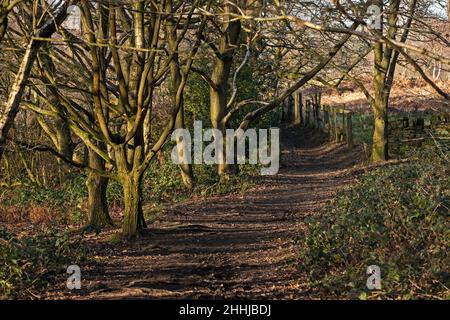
[370,91,388,162]
[210,4,241,176]
[368,0,417,162]
[167,2,194,188]
[0,39,38,161]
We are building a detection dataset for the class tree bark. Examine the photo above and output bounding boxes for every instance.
[115,144,146,238]
[210,58,233,176]
[86,148,112,228]
[0,39,38,161]
[54,116,75,161]
[121,171,146,238]
[167,4,194,188]
[448,0,450,22]
[175,108,195,188]
[369,0,407,162]
[371,97,388,161]
[210,7,241,176]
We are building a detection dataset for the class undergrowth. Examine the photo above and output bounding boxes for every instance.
[0,150,260,225]
[299,146,449,299]
[0,228,89,299]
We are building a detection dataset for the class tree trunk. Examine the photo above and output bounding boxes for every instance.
[448,0,450,22]
[175,108,195,188]
[121,171,146,238]
[38,46,76,162]
[167,7,195,189]
[54,116,75,160]
[0,39,38,161]
[86,149,112,228]
[210,5,241,176]
[371,97,388,162]
[371,0,389,162]
[210,65,230,176]
[211,57,240,176]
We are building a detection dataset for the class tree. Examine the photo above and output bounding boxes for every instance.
[166,0,194,188]
[207,3,242,176]
[370,0,413,161]
[0,0,75,161]
[47,0,207,237]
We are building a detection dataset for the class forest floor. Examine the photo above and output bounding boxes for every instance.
[46,127,363,299]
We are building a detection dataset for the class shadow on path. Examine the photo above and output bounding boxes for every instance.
[52,127,362,299]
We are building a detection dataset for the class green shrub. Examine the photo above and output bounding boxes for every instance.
[1,172,86,209]
[143,149,260,205]
[0,228,89,299]
[299,147,449,299]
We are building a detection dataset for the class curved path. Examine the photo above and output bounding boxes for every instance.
[50,128,361,299]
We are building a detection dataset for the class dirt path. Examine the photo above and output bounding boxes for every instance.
[51,128,361,299]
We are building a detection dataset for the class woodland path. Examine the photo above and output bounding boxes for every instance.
[49,127,361,299]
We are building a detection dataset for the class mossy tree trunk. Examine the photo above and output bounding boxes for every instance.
[175,107,195,188]
[86,148,112,228]
[120,171,146,237]
[115,142,146,238]
[371,94,388,162]
[37,47,76,165]
[370,0,392,162]
[370,0,416,162]
[54,116,75,161]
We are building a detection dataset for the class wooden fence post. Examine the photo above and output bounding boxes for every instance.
[316,101,321,130]
[283,98,290,123]
[299,93,303,126]
[402,116,409,128]
[323,105,329,133]
[334,108,339,141]
[280,100,286,124]
[306,100,311,127]
[294,91,302,125]
[346,112,353,148]
[313,94,318,127]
